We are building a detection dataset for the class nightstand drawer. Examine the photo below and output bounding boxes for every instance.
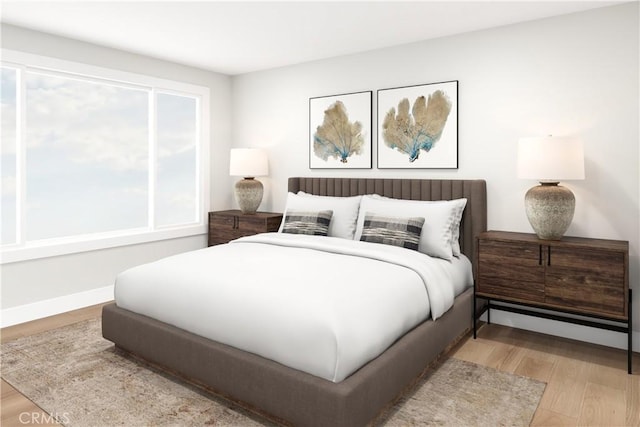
[208,210,283,246]
[237,216,273,235]
[210,215,236,229]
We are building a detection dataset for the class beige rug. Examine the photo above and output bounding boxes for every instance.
[1,319,545,426]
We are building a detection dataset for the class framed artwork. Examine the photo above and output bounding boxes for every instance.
[309,91,372,169]
[377,80,458,169]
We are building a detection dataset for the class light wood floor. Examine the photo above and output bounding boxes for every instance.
[1,303,639,426]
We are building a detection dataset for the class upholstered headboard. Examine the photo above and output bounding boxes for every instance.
[288,177,487,276]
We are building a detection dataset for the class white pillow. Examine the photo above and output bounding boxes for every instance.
[364,194,467,257]
[450,198,467,257]
[354,195,466,260]
[279,192,362,239]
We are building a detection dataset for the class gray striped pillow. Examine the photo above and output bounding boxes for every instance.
[359,213,425,251]
[282,210,333,236]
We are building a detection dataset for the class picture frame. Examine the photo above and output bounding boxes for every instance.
[309,91,372,169]
[377,80,458,169]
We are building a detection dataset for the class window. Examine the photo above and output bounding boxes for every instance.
[25,72,150,240]
[156,93,198,227]
[1,67,17,246]
[1,51,210,263]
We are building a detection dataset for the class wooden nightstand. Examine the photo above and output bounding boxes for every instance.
[474,230,632,373]
[208,210,283,246]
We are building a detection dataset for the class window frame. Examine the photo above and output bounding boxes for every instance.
[0,49,210,264]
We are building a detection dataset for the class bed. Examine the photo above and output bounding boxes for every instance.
[102,177,487,426]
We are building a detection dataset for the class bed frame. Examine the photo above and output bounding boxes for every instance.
[102,177,487,427]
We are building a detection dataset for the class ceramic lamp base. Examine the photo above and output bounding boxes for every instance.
[524,182,575,240]
[235,178,263,214]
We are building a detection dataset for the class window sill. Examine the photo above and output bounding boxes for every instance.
[0,224,207,264]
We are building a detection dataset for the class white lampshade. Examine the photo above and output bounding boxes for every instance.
[517,136,585,182]
[229,148,269,178]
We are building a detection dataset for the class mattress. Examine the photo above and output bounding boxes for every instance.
[114,233,472,382]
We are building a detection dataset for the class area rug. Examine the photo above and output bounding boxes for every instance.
[1,319,545,426]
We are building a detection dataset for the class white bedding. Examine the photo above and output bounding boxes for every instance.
[115,233,472,382]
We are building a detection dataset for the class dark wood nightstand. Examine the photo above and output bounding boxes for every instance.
[208,210,283,246]
[474,230,632,373]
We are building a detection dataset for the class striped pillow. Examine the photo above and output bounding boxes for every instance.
[282,210,333,236]
[359,213,425,251]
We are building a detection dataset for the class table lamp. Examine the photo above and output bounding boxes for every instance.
[229,148,269,214]
[517,136,585,240]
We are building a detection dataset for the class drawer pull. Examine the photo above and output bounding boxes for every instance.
[539,245,542,265]
[547,246,551,266]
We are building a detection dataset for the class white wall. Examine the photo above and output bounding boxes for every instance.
[231,4,640,343]
[0,25,233,315]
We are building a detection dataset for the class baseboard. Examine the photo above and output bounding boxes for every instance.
[480,310,640,353]
[1,285,114,327]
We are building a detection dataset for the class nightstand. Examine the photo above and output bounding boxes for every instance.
[208,210,283,246]
[474,230,632,374]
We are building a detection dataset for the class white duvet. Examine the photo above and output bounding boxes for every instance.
[115,233,472,382]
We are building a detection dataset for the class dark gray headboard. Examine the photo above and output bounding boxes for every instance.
[288,177,487,276]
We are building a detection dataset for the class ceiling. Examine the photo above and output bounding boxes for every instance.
[0,1,624,75]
